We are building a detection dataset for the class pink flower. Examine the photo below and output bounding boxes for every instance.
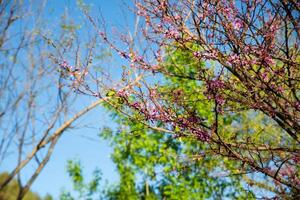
[193,51,201,58]
[131,102,141,109]
[162,16,172,23]
[277,86,284,93]
[223,7,232,18]
[264,56,275,66]
[233,19,243,30]
[228,53,240,64]
[117,89,128,98]
[261,72,268,81]
[193,129,210,142]
[292,156,300,164]
[60,60,69,69]
[207,79,225,90]
[137,9,147,16]
[164,28,180,39]
[151,65,161,70]
[295,101,300,110]
[216,95,225,105]
[174,15,181,20]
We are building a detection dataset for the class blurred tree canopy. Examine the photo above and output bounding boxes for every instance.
[0,172,52,200]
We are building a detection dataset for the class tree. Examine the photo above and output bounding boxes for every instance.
[59,160,102,200]
[0,1,104,198]
[63,43,285,199]
[0,172,52,200]
[62,0,300,197]
[99,112,254,199]
[95,48,258,199]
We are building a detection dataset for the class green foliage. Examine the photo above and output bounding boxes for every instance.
[44,194,54,200]
[61,24,81,31]
[99,112,254,199]
[0,172,50,200]
[59,160,102,200]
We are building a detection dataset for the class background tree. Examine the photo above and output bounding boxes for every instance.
[0,1,105,198]
[99,114,254,199]
[59,160,102,200]
[0,172,52,200]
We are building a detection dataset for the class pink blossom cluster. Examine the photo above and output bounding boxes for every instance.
[60,60,73,71]
[233,19,243,30]
[193,51,201,58]
[206,79,225,91]
[129,52,143,63]
[127,98,210,141]
[279,165,300,187]
[164,28,180,39]
[59,60,88,88]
